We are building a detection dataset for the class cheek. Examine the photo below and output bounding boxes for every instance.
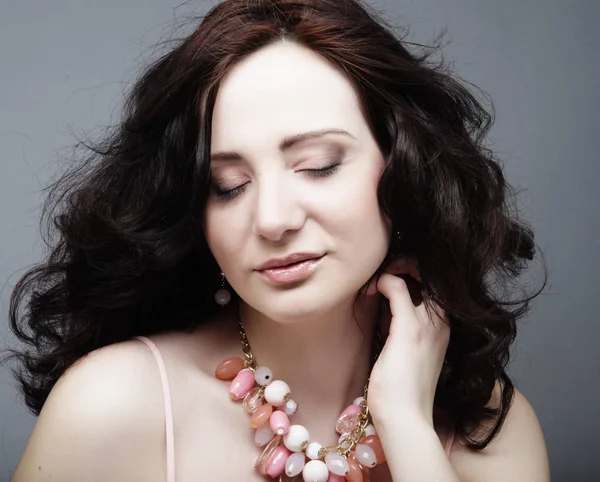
[335,165,390,258]
[203,209,236,266]
[326,164,384,231]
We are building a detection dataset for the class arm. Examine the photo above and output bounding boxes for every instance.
[375,415,461,482]
[375,385,551,482]
[370,269,550,482]
[12,341,167,482]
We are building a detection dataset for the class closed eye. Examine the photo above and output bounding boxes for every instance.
[211,160,342,202]
[211,182,249,202]
[302,160,342,178]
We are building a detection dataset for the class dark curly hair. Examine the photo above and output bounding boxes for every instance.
[3,0,547,451]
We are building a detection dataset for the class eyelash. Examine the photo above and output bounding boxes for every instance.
[213,160,342,203]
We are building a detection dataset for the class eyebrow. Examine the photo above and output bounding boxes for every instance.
[209,128,356,162]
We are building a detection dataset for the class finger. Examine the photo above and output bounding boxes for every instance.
[376,273,416,319]
[378,304,392,339]
[386,257,422,283]
[365,257,421,296]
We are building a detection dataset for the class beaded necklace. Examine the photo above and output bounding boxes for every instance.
[214,315,387,481]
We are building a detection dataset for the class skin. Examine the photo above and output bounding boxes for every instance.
[12,41,550,482]
[203,39,392,443]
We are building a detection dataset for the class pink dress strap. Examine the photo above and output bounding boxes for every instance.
[444,430,455,456]
[134,336,176,482]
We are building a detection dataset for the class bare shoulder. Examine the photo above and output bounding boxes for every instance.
[450,381,551,482]
[12,337,171,482]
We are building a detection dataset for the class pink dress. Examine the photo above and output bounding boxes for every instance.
[134,336,455,482]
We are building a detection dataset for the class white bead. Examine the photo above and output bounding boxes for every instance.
[338,433,350,443]
[283,425,310,452]
[254,366,274,386]
[325,452,350,476]
[306,442,323,460]
[364,423,377,436]
[283,399,298,416]
[214,288,231,305]
[254,424,275,447]
[285,452,306,477]
[353,396,365,406]
[302,459,329,482]
[355,443,378,468]
[264,380,291,406]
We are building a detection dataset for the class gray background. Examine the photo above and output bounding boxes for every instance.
[1,0,598,480]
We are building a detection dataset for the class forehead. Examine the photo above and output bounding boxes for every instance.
[210,42,365,153]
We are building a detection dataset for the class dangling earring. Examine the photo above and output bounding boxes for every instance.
[214,272,232,307]
[394,230,403,249]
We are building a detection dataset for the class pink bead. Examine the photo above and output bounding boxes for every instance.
[335,404,362,434]
[251,404,273,428]
[265,445,292,478]
[270,410,291,435]
[349,451,370,482]
[363,466,371,482]
[346,457,364,482]
[229,368,255,401]
[215,357,244,381]
[327,473,346,482]
[339,403,363,419]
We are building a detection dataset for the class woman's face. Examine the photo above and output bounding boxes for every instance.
[204,41,391,322]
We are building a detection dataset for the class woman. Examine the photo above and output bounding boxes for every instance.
[6,0,550,480]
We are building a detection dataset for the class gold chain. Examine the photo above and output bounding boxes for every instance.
[237,316,258,370]
[236,311,384,459]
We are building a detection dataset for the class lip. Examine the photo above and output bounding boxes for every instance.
[255,252,325,271]
[255,254,325,285]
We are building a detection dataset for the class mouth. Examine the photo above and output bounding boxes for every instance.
[256,255,326,285]
[255,253,325,271]
[262,256,322,269]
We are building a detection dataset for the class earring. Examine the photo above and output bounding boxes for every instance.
[214,272,232,306]
[394,230,403,247]
[392,230,404,255]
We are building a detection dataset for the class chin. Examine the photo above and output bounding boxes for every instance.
[268,295,332,323]
[249,281,357,323]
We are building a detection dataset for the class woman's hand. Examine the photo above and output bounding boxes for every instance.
[366,258,451,428]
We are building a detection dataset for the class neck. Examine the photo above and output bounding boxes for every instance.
[236,294,382,445]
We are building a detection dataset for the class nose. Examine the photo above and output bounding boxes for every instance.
[252,174,305,242]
